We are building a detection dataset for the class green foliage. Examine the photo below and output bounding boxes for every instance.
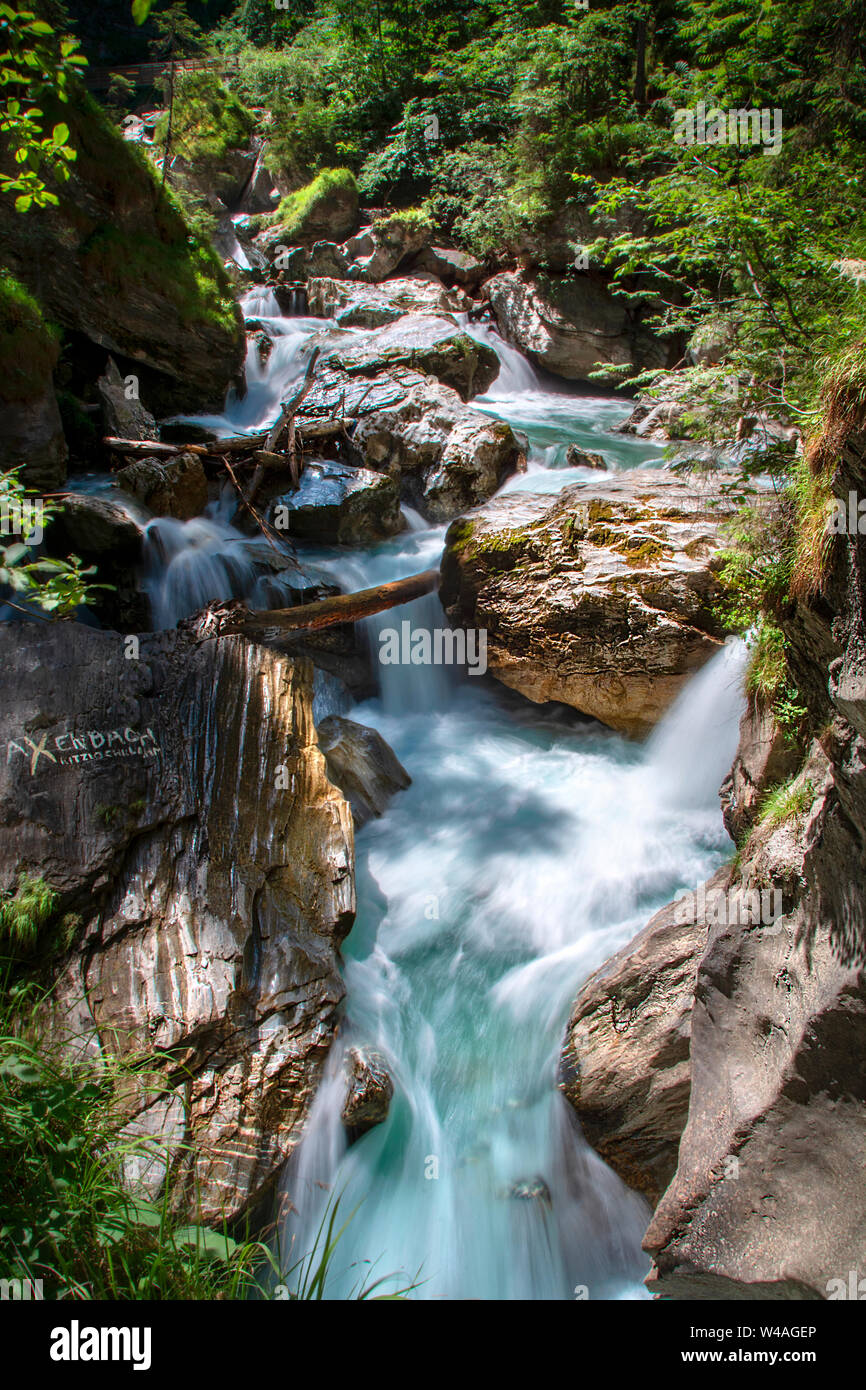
[0,468,111,619]
[154,69,254,166]
[759,777,814,830]
[0,4,86,212]
[0,877,57,954]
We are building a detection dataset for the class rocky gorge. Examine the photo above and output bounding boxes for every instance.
[2,21,865,1308]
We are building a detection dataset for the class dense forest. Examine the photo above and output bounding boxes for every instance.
[1,0,866,1326]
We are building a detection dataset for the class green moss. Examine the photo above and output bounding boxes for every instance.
[154,70,255,168]
[0,273,60,403]
[270,167,358,239]
[80,222,237,335]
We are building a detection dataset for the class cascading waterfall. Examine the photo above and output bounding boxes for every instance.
[162,291,748,1299]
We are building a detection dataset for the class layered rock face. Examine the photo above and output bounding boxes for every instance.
[0,621,355,1223]
[440,472,742,737]
[313,315,499,402]
[559,870,729,1208]
[483,272,669,383]
[0,92,245,411]
[561,430,866,1300]
[306,274,470,327]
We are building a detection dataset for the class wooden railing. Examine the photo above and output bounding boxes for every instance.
[84,55,240,91]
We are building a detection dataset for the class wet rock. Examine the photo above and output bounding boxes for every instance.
[97,356,157,442]
[506,1176,551,1204]
[0,622,355,1222]
[316,315,499,402]
[565,444,607,470]
[340,1047,394,1135]
[645,425,866,1299]
[304,241,350,279]
[48,494,143,562]
[307,274,469,328]
[117,453,208,521]
[413,245,486,288]
[343,215,432,282]
[440,471,747,737]
[559,869,728,1207]
[317,715,411,828]
[719,699,801,843]
[484,272,667,384]
[268,459,403,546]
[0,383,67,492]
[350,377,520,522]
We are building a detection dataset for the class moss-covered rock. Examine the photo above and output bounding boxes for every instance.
[0,88,244,412]
[0,273,66,489]
[261,168,359,249]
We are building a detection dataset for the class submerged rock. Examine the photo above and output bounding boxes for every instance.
[340,1047,394,1135]
[483,271,667,383]
[565,444,607,470]
[0,622,355,1223]
[317,715,411,828]
[268,459,403,545]
[440,471,745,737]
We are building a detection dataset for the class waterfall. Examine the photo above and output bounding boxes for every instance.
[165,290,748,1299]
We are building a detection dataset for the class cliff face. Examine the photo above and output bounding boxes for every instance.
[561,431,866,1298]
[0,622,355,1223]
[0,91,245,413]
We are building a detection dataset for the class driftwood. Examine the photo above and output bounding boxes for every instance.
[217,568,440,639]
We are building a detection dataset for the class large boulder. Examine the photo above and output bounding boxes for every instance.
[97,356,157,441]
[256,169,359,253]
[413,245,486,288]
[117,452,208,521]
[560,868,727,1208]
[315,315,499,402]
[351,378,520,522]
[317,715,411,828]
[268,459,403,546]
[440,472,746,737]
[44,493,149,632]
[343,212,432,282]
[307,274,469,328]
[340,1047,394,1135]
[0,621,355,1223]
[0,91,245,412]
[483,272,668,384]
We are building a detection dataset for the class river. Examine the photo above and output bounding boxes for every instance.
[163,290,747,1299]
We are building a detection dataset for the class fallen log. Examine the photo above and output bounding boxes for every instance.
[216,568,440,639]
[104,415,354,464]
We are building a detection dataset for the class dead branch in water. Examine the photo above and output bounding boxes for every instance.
[196,568,440,640]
